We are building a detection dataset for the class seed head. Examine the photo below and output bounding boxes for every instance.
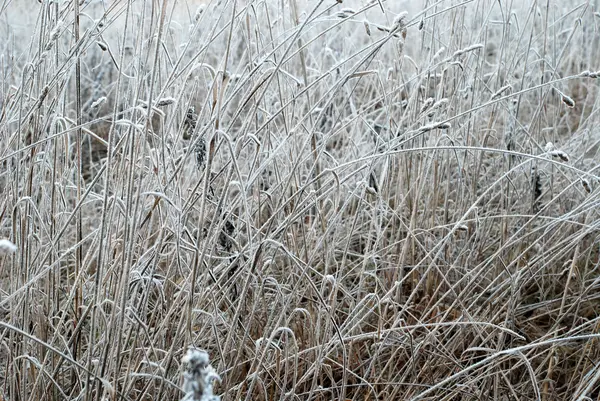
[420,97,435,114]
[392,11,408,29]
[582,178,592,193]
[336,9,355,18]
[561,93,575,108]
[50,21,63,41]
[549,150,569,162]
[156,97,176,107]
[45,22,63,51]
[183,107,198,140]
[219,219,235,252]
[194,136,207,170]
[363,20,371,36]
[456,224,469,232]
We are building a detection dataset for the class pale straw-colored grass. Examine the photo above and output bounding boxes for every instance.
[0,1,599,400]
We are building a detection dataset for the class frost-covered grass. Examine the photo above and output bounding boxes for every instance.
[1,0,600,400]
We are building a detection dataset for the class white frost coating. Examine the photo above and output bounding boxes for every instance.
[0,239,17,254]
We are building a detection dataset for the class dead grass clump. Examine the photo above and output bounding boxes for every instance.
[2,0,600,400]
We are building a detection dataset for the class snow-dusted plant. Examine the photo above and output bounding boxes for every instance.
[181,349,221,401]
